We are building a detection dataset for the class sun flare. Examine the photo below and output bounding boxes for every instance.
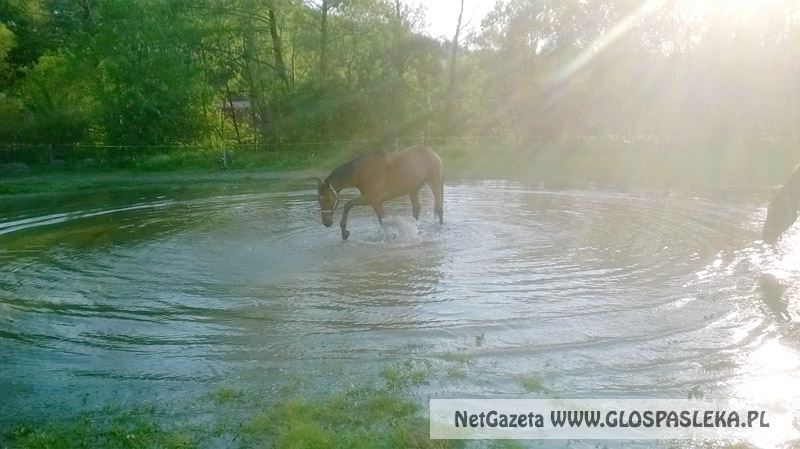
[720,0,763,16]
[689,0,793,27]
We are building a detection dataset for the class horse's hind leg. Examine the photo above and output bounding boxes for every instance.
[410,188,422,220]
[429,177,443,224]
[371,202,386,224]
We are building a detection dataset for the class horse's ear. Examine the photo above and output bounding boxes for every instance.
[315,177,324,187]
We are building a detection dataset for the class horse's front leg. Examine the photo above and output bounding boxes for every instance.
[340,196,370,240]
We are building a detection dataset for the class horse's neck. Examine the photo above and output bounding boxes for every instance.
[327,152,384,192]
[326,166,358,192]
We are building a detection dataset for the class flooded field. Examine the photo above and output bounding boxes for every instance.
[1,177,799,447]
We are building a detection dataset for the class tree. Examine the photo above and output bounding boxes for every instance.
[0,22,15,86]
[82,0,209,145]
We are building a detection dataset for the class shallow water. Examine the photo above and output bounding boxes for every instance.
[1,179,799,446]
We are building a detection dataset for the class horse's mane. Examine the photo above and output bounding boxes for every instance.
[326,151,387,185]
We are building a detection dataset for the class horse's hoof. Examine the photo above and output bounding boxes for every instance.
[342,230,350,240]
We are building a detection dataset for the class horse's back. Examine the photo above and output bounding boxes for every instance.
[396,145,442,178]
[373,146,439,200]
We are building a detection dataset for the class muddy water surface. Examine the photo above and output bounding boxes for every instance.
[1,179,799,446]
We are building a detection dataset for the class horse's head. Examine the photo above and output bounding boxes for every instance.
[316,178,339,227]
[763,187,797,244]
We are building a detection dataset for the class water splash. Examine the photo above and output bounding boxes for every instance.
[380,216,420,243]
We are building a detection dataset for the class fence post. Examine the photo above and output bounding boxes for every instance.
[48,143,54,166]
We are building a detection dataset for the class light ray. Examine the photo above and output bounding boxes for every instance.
[556,0,667,83]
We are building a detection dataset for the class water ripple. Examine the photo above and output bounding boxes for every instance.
[1,181,797,429]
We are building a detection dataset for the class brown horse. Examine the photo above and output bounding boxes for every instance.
[763,164,800,243]
[316,145,443,240]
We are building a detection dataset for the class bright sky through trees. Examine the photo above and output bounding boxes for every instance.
[415,0,494,38]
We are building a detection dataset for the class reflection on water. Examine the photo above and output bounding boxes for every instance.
[1,180,800,446]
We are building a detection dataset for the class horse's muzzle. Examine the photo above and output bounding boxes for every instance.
[322,215,333,227]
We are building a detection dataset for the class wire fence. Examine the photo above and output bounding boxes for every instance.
[2,134,797,175]
[0,135,517,172]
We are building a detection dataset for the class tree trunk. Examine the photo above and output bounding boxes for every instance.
[320,0,330,79]
[390,0,407,140]
[267,0,288,84]
[445,0,465,134]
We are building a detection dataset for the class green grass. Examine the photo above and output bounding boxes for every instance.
[3,407,195,449]
[444,136,800,189]
[519,374,546,394]
[440,353,476,381]
[0,169,316,195]
[242,385,457,449]
[1,360,463,449]
[237,361,460,449]
[5,136,800,197]
[381,360,432,390]
[2,364,794,449]
[208,386,246,405]
[1,385,456,449]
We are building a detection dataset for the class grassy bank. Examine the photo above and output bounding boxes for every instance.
[443,137,800,190]
[0,360,463,449]
[1,360,777,449]
[0,171,318,196]
[2,138,800,196]
[1,387,456,449]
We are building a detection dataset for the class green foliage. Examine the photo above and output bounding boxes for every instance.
[1,0,210,146]
[0,0,54,76]
[3,0,800,156]
[86,0,210,145]
[0,22,15,82]
[4,52,95,143]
